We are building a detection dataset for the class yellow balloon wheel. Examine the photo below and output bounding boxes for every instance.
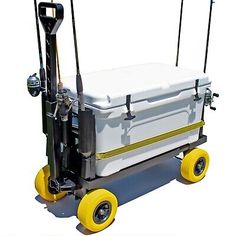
[181,148,210,183]
[35,165,66,202]
[77,189,118,232]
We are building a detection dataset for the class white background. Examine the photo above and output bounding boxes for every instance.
[0,0,235,235]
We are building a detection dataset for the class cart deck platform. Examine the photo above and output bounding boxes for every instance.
[77,135,207,192]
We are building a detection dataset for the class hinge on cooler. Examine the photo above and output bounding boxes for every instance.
[124,95,136,121]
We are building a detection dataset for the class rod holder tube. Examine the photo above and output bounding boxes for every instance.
[78,110,96,158]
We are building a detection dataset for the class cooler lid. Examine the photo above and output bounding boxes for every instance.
[64,63,210,109]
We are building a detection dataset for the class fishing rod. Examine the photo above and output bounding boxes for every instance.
[204,0,215,73]
[33,0,47,134]
[70,0,85,111]
[176,0,184,67]
[34,0,44,75]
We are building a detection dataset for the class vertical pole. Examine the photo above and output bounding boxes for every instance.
[51,0,63,89]
[46,34,58,102]
[39,2,64,181]
[45,26,61,181]
[176,0,184,67]
[204,0,215,73]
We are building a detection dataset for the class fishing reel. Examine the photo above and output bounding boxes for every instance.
[53,89,73,122]
[204,88,219,111]
[27,73,41,97]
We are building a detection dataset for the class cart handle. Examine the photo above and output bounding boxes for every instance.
[38,2,64,35]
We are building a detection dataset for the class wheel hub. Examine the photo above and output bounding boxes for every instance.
[93,201,112,224]
[194,157,206,176]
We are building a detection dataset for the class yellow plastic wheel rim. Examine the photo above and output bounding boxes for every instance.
[181,148,210,183]
[35,165,66,202]
[77,189,118,232]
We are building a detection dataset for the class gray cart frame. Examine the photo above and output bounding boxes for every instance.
[75,135,207,197]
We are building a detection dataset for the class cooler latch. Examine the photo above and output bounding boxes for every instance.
[194,79,202,101]
[125,95,136,121]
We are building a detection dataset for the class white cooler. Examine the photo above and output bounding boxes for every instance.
[64,63,211,177]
